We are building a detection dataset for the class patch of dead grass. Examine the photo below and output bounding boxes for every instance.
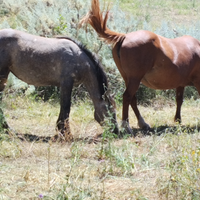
[1,96,200,199]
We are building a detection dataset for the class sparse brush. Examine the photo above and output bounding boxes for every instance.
[1,0,200,102]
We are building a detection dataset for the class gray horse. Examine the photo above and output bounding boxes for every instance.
[0,28,119,140]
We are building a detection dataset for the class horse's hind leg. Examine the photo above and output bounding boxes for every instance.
[56,79,74,141]
[0,70,9,97]
[0,73,9,129]
[174,86,184,123]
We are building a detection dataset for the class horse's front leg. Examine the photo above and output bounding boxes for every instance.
[130,94,150,130]
[121,80,142,135]
[174,86,184,123]
[56,80,74,141]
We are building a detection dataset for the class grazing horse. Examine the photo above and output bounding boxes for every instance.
[80,0,200,134]
[0,28,119,139]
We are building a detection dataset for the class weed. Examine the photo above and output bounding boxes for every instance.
[53,15,67,35]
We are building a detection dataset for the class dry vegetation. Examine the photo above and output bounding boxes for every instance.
[1,95,200,199]
[107,0,200,29]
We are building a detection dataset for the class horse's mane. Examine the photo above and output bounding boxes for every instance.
[56,36,108,96]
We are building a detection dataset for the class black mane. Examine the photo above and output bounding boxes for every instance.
[56,36,108,96]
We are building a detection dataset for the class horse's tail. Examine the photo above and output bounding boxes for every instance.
[79,0,125,45]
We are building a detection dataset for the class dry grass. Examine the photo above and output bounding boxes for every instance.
[1,95,200,199]
[106,0,200,29]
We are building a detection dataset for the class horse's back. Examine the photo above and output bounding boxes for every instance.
[118,30,200,89]
[121,30,200,61]
[0,29,85,86]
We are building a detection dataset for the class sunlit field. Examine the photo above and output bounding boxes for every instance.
[1,95,200,199]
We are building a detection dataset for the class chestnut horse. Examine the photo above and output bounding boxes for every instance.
[80,0,200,134]
[0,28,119,139]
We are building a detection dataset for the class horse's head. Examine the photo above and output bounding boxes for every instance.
[94,92,119,135]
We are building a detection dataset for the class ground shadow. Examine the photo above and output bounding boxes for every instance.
[132,124,200,137]
[15,132,103,144]
[15,132,52,143]
[4,124,200,144]
[5,129,101,144]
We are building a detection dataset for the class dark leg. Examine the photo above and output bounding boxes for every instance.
[121,79,142,134]
[56,80,74,141]
[0,76,9,130]
[174,86,184,123]
[130,94,150,130]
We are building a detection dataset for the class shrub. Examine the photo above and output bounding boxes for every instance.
[0,0,200,103]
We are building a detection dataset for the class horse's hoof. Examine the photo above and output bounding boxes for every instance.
[64,132,73,142]
[138,117,150,130]
[51,132,73,142]
[174,118,181,124]
[51,134,64,142]
[141,124,151,131]
[120,127,134,136]
[121,120,134,136]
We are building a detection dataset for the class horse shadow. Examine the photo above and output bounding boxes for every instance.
[12,132,52,143]
[132,124,200,137]
[5,124,200,144]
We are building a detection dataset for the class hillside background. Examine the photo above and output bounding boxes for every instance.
[1,0,200,102]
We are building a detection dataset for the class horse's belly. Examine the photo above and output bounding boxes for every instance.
[11,69,60,87]
[140,60,193,89]
[141,72,182,90]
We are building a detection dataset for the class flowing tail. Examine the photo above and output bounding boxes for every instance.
[79,0,125,45]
